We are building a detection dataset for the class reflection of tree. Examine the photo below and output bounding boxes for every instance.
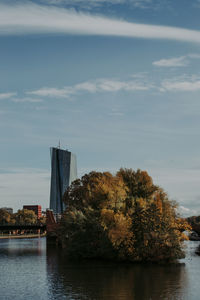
[0,239,45,258]
[47,245,187,300]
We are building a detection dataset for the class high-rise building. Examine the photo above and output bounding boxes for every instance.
[49,147,77,214]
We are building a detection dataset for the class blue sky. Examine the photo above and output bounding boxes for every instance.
[0,0,200,215]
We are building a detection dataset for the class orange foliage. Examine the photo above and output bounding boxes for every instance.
[60,169,187,262]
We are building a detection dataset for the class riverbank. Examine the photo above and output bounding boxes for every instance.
[0,233,46,239]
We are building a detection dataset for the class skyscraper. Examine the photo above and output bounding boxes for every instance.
[49,147,77,214]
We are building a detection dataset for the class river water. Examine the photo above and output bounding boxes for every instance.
[0,238,199,300]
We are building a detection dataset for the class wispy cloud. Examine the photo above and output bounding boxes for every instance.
[0,3,200,43]
[0,92,17,99]
[42,0,153,9]
[27,77,153,98]
[153,53,200,67]
[153,56,188,67]
[27,72,200,98]
[178,205,196,217]
[161,75,200,92]
[0,93,43,103]
[11,97,43,103]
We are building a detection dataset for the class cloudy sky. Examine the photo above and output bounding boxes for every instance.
[0,0,200,215]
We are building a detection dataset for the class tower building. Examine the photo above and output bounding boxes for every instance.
[49,147,77,214]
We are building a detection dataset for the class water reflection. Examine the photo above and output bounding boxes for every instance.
[47,246,188,300]
[0,238,44,257]
[1,238,198,300]
[0,238,48,300]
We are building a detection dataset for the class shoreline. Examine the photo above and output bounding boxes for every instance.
[0,233,46,239]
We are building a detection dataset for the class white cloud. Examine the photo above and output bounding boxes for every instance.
[0,3,200,43]
[0,93,43,103]
[0,92,17,99]
[26,72,200,97]
[27,77,153,98]
[161,75,200,92]
[27,73,200,97]
[153,56,188,67]
[27,87,72,98]
[178,206,196,217]
[153,53,200,67]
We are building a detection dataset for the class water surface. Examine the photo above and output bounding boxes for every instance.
[0,238,199,299]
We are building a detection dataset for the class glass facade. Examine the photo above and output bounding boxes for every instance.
[49,148,77,214]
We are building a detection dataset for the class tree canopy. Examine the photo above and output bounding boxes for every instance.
[0,209,15,225]
[0,208,45,226]
[60,169,190,262]
[15,209,37,225]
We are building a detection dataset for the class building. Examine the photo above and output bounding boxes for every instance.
[23,205,42,219]
[49,147,77,215]
[1,207,13,214]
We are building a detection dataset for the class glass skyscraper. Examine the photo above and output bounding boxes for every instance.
[49,147,77,214]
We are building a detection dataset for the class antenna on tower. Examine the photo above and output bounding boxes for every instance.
[58,140,60,149]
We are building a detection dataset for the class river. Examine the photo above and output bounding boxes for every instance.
[0,238,199,300]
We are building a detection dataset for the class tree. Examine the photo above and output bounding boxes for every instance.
[60,169,189,262]
[117,168,158,199]
[63,171,127,211]
[39,215,46,225]
[0,209,12,225]
[15,209,37,225]
[61,171,128,258]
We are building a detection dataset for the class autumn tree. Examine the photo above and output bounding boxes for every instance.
[15,209,37,225]
[60,169,189,262]
[60,172,129,259]
[117,168,158,200]
[0,209,13,225]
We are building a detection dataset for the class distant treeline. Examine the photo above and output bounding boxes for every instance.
[0,208,45,225]
[187,216,200,235]
[58,168,191,263]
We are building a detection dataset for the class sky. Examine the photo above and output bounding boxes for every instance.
[0,0,200,215]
